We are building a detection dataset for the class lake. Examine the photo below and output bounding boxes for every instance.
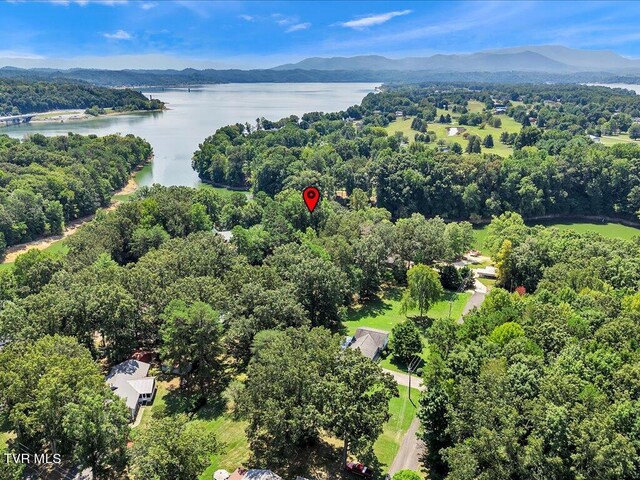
[590,83,640,94]
[2,83,378,186]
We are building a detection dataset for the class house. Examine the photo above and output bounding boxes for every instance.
[493,107,507,114]
[106,360,156,421]
[588,134,602,143]
[229,469,282,480]
[395,111,404,117]
[345,327,389,361]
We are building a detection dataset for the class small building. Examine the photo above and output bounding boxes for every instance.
[476,266,498,279]
[229,469,282,480]
[395,111,404,117]
[106,360,156,421]
[588,134,602,143]
[345,327,389,361]
[214,228,234,242]
[493,107,507,114]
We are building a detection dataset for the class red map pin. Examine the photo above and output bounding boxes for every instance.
[303,186,320,213]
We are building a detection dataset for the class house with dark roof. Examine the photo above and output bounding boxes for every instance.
[106,359,156,421]
[345,327,389,361]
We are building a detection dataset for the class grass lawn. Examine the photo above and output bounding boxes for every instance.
[473,220,640,254]
[344,287,471,373]
[385,110,520,158]
[600,134,640,146]
[373,385,419,470]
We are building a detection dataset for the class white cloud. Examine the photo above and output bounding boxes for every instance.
[0,50,45,60]
[239,14,255,21]
[48,0,127,5]
[286,22,311,33]
[103,29,132,40]
[140,2,157,10]
[340,9,412,29]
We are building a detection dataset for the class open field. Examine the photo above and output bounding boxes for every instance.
[473,220,640,253]
[344,288,471,373]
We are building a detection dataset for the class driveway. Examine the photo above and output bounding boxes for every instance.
[382,368,424,391]
[459,279,488,324]
[388,417,424,475]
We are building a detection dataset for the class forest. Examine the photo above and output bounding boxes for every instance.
[193,84,640,221]
[0,79,164,116]
[421,212,640,479]
[0,184,475,478]
[0,133,152,253]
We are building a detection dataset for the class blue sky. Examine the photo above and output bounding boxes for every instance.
[2,1,640,69]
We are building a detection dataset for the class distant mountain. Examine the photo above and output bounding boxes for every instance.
[273,46,640,73]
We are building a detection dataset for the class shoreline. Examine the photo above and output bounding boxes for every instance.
[0,107,165,129]
[0,156,151,264]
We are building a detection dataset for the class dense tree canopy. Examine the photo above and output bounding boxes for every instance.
[0,133,152,254]
[0,79,163,116]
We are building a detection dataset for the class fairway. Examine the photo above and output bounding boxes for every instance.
[385,104,520,158]
[473,219,640,252]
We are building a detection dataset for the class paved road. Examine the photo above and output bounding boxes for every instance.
[388,417,424,475]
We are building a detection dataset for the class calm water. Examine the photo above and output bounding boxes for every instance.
[591,83,640,94]
[2,83,378,186]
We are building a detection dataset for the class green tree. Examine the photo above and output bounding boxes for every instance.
[391,320,424,364]
[392,471,422,480]
[0,335,128,472]
[241,328,337,463]
[402,264,444,317]
[629,123,640,140]
[62,389,130,479]
[450,142,463,154]
[160,300,224,399]
[322,348,397,464]
[129,414,218,480]
[483,134,494,148]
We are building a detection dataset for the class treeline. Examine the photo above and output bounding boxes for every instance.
[0,186,474,477]
[192,84,640,222]
[0,66,635,87]
[420,212,640,479]
[0,79,164,116]
[0,133,152,253]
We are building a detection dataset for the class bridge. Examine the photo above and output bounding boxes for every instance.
[0,113,35,126]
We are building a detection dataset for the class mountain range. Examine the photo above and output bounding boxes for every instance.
[2,46,640,87]
[273,45,640,73]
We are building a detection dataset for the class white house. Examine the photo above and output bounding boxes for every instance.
[106,360,156,420]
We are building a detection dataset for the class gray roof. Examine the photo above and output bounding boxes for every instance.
[350,327,389,360]
[245,471,282,480]
[106,360,155,410]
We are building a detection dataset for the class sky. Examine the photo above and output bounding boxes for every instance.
[2,0,640,69]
